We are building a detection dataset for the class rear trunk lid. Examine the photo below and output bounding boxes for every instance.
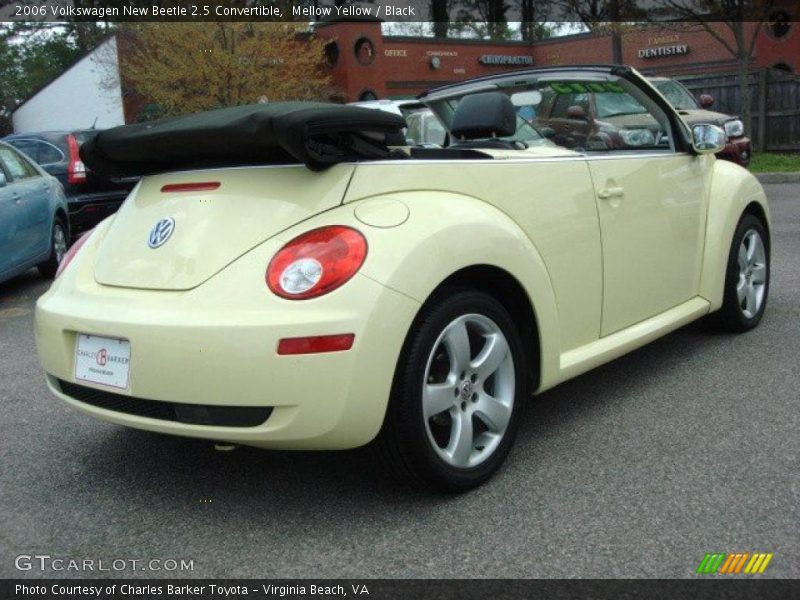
[93,164,354,290]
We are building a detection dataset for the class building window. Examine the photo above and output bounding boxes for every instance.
[772,62,793,73]
[324,41,340,68]
[359,89,378,101]
[354,37,376,66]
[766,11,792,39]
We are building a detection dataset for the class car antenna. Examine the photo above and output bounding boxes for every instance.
[91,117,99,129]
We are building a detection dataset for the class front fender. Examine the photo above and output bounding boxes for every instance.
[699,160,771,311]
[276,192,562,391]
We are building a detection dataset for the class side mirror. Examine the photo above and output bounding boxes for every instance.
[0,172,7,187]
[691,124,726,154]
[699,94,714,108]
[567,105,588,120]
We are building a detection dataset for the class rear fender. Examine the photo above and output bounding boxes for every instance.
[276,192,562,391]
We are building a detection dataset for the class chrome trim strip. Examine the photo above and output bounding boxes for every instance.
[354,153,692,167]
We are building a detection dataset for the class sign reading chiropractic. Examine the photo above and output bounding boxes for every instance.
[479,55,533,66]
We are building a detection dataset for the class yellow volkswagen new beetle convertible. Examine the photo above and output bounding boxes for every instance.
[35,66,770,490]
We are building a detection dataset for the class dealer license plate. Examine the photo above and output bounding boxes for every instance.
[74,334,131,390]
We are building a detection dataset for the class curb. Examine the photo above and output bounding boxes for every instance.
[755,172,800,184]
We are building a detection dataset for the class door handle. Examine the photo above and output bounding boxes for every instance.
[597,187,625,200]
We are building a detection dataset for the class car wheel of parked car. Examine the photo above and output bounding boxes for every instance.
[38,217,68,279]
[715,214,770,332]
[377,289,526,491]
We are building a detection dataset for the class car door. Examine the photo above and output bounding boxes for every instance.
[0,163,17,275]
[584,79,711,336]
[0,145,52,265]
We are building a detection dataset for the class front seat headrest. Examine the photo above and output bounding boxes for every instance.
[450,92,517,140]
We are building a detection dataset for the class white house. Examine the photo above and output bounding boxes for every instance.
[12,37,125,133]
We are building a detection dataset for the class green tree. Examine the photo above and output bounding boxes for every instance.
[119,23,334,118]
[0,23,93,135]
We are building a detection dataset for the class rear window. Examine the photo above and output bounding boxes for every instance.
[7,138,64,165]
[73,131,96,145]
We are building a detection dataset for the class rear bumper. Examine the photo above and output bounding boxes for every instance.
[35,232,420,450]
[717,136,751,168]
[67,193,128,239]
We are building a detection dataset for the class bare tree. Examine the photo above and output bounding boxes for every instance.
[430,0,453,37]
[650,0,776,136]
[555,0,647,62]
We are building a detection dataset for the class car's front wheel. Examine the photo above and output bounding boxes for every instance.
[715,213,770,332]
[377,289,527,491]
[38,216,68,279]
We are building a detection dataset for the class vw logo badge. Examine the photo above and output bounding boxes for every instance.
[148,217,175,249]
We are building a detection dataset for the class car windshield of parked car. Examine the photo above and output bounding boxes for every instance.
[405,109,447,146]
[429,74,674,153]
[652,80,699,110]
[594,92,648,118]
[0,145,39,180]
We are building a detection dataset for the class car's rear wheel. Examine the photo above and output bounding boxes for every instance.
[714,213,770,332]
[38,217,68,279]
[377,289,527,491]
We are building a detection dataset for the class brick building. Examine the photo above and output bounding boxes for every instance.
[316,16,800,102]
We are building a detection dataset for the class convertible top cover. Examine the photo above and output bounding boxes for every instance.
[79,102,407,176]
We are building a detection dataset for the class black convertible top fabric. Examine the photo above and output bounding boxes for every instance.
[79,102,407,176]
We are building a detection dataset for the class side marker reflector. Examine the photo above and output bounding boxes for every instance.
[277,334,355,355]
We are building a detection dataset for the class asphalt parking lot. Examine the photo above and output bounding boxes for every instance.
[1,183,798,579]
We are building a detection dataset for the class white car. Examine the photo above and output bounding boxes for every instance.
[349,99,446,146]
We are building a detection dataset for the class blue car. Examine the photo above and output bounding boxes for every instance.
[0,141,70,284]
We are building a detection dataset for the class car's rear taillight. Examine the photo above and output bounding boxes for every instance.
[66,134,87,185]
[56,230,93,278]
[266,226,368,299]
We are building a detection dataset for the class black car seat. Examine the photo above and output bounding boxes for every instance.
[449,92,518,150]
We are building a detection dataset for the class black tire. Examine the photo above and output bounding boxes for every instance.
[713,213,770,332]
[37,216,68,279]
[376,288,528,492]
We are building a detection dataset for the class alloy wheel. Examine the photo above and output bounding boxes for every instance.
[736,229,767,319]
[422,313,515,469]
[54,224,68,264]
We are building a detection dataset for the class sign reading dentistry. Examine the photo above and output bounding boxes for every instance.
[638,44,690,59]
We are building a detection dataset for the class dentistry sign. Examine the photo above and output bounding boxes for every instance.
[638,34,690,59]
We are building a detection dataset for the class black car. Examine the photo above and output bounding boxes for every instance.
[2,130,137,240]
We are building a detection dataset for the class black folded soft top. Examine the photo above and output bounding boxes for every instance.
[79,102,407,177]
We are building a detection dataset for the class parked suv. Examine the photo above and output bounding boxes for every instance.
[3,131,137,239]
[527,78,751,167]
[649,77,751,167]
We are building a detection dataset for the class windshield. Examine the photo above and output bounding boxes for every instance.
[426,74,673,153]
[406,109,447,145]
[652,80,699,110]
[595,93,647,118]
